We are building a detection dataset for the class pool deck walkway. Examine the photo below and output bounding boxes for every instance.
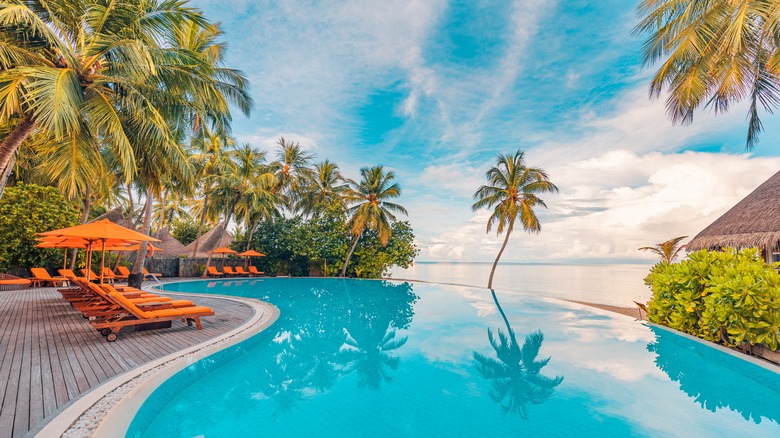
[0,283,253,438]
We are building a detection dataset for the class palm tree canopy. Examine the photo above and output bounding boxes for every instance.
[299,160,348,216]
[634,0,780,149]
[639,235,688,263]
[344,166,408,246]
[472,150,559,235]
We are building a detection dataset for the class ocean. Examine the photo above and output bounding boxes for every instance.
[389,262,655,306]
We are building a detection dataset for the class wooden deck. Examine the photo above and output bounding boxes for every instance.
[0,286,254,438]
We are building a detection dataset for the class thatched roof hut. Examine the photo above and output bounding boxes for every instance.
[154,227,187,257]
[182,221,233,258]
[91,207,135,230]
[687,170,780,260]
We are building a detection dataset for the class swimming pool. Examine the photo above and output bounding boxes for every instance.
[127,278,780,437]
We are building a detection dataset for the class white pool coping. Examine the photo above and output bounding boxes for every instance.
[35,289,279,438]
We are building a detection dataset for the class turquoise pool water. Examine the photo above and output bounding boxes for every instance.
[127,279,780,437]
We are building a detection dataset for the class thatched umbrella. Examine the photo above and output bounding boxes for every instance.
[687,170,780,261]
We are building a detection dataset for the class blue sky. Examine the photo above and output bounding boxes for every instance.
[193,0,780,263]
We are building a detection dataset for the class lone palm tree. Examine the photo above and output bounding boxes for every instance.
[472,151,558,289]
[639,236,688,263]
[340,166,407,277]
[634,0,780,149]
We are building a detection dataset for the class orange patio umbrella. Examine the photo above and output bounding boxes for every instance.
[211,246,238,268]
[237,249,265,268]
[38,219,160,283]
[36,236,141,271]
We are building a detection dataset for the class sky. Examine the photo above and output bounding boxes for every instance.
[191,0,780,263]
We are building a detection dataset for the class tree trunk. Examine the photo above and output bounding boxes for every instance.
[126,183,135,217]
[487,227,513,289]
[70,185,91,270]
[156,190,167,237]
[0,114,35,199]
[129,190,152,288]
[192,194,209,257]
[340,234,360,277]
[245,222,256,251]
[0,154,17,198]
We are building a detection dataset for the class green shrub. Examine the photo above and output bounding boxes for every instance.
[0,183,79,272]
[645,248,780,351]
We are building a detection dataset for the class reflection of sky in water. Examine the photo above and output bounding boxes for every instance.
[391,262,652,305]
[130,279,780,437]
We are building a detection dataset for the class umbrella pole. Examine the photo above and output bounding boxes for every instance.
[63,248,67,270]
[100,239,106,284]
[86,243,92,281]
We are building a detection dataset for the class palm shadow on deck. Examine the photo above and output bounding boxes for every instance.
[0,286,253,438]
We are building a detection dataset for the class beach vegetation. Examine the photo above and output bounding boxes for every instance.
[340,166,408,277]
[645,248,780,351]
[638,236,688,263]
[472,150,558,289]
[0,183,78,272]
[635,0,780,149]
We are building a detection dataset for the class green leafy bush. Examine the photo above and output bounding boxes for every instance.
[171,217,210,246]
[645,248,780,351]
[0,183,79,273]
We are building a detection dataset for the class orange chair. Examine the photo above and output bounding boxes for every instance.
[248,266,264,276]
[223,266,238,277]
[234,266,249,276]
[117,266,132,278]
[0,274,31,290]
[206,266,224,278]
[92,288,214,341]
[106,267,128,281]
[142,268,161,280]
[30,268,69,287]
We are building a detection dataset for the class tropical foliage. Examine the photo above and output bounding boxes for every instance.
[472,150,558,289]
[340,166,408,277]
[645,248,780,351]
[0,183,78,272]
[634,0,780,149]
[638,235,688,263]
[235,202,417,278]
[0,1,416,282]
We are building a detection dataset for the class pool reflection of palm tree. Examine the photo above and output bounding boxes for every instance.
[260,347,309,419]
[474,290,563,418]
[342,314,408,390]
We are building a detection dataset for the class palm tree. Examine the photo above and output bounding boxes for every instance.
[299,160,348,217]
[639,236,688,263]
[0,0,203,197]
[472,151,558,289]
[473,290,563,418]
[342,313,408,390]
[634,0,780,149]
[269,137,315,213]
[204,144,276,271]
[340,166,408,277]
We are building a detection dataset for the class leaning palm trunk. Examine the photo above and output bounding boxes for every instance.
[0,115,35,199]
[192,194,209,257]
[0,155,16,198]
[129,191,153,288]
[340,234,361,277]
[488,227,513,289]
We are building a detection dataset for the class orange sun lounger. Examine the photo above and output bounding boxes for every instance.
[248,266,264,276]
[0,274,31,290]
[206,266,224,278]
[223,266,238,277]
[29,268,69,287]
[92,288,214,342]
[234,266,250,276]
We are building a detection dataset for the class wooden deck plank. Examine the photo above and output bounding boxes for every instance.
[0,284,253,437]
